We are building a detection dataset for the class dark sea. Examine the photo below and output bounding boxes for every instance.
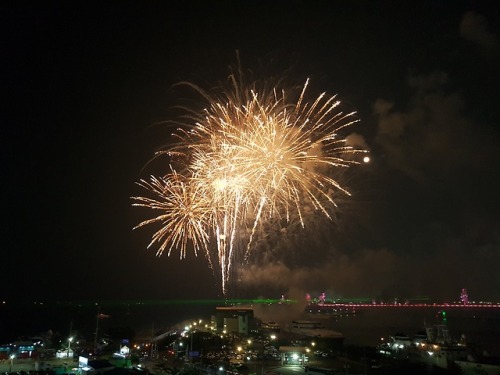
[0,301,218,344]
[320,306,500,356]
[1,302,499,356]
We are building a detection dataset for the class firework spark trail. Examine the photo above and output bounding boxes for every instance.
[132,170,212,259]
[132,77,367,294]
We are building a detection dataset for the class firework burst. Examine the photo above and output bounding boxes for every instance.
[132,75,367,294]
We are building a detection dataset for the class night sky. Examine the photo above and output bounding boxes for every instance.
[2,1,499,303]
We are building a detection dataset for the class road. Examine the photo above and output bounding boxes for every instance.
[0,356,366,375]
[0,357,78,373]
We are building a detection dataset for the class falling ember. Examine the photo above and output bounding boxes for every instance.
[132,73,368,294]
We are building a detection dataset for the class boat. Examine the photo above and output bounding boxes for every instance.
[304,302,356,316]
[285,321,343,339]
[281,320,344,351]
[378,323,469,368]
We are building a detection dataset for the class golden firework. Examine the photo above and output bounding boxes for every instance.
[132,76,367,294]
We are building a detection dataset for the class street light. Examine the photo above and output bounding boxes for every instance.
[67,337,74,359]
[10,354,15,372]
[178,341,183,358]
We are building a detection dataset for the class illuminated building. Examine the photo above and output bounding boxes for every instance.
[214,306,255,336]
